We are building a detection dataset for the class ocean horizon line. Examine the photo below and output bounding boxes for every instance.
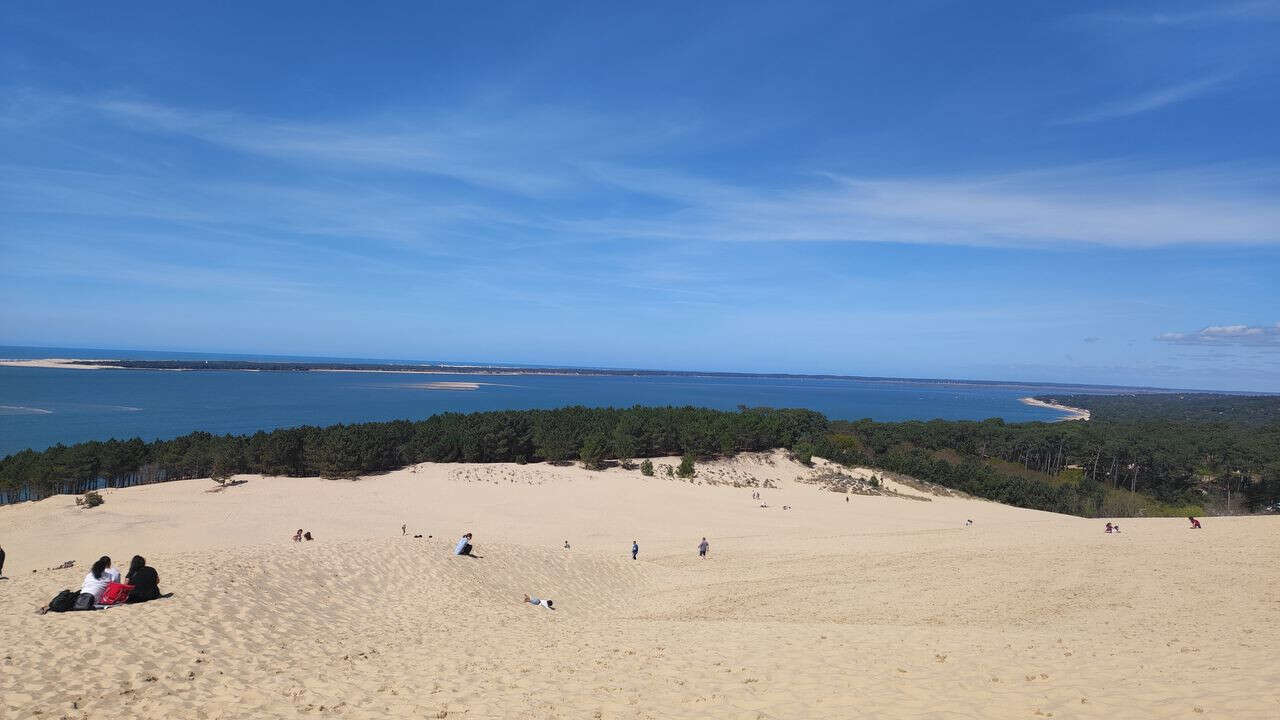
[2,344,1270,396]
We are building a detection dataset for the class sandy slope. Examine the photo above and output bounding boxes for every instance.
[1,451,1276,719]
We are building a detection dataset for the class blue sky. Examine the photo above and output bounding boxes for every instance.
[1,2,1278,391]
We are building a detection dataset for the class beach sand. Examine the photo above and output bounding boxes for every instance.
[1020,397,1091,421]
[2,450,1276,719]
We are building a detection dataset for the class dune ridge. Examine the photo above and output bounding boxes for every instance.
[2,451,1277,718]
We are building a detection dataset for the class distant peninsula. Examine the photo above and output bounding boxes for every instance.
[0,356,1152,391]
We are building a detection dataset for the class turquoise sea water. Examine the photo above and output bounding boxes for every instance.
[0,346,1131,458]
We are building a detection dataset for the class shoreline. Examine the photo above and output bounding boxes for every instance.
[1020,396,1091,421]
[0,357,1175,392]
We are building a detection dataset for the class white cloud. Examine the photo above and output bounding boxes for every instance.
[1156,323,1280,347]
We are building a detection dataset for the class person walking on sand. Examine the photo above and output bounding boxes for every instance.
[698,537,709,558]
[631,540,639,560]
[402,523,407,536]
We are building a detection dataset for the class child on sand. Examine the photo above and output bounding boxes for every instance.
[293,529,303,542]
[455,533,474,555]
[1188,516,1202,529]
[1105,523,1114,533]
[523,594,554,609]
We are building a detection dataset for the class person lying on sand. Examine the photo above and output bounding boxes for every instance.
[125,555,162,603]
[523,594,554,609]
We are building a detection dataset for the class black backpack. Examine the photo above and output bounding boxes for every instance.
[47,589,78,613]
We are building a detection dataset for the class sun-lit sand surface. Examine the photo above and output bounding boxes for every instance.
[2,451,1277,719]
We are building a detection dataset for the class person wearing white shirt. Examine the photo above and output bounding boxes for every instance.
[79,556,120,602]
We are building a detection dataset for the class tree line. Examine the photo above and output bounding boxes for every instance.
[2,400,1276,516]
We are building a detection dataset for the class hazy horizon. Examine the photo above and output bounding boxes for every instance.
[4,343,1272,394]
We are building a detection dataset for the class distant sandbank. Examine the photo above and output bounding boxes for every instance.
[1021,396,1091,421]
[0,358,126,370]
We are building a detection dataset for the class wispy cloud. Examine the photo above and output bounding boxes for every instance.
[5,95,1280,257]
[566,163,1280,247]
[1098,2,1280,26]
[1156,323,1280,347]
[89,98,690,198]
[1054,73,1234,125]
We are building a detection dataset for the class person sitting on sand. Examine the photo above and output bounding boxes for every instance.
[563,540,570,550]
[965,519,973,527]
[80,556,120,604]
[1105,522,1114,533]
[1188,516,1202,529]
[293,529,303,542]
[1113,524,1121,533]
[124,555,162,603]
[523,594,554,609]
[455,532,474,556]
[304,531,313,541]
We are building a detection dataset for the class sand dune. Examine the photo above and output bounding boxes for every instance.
[2,451,1277,718]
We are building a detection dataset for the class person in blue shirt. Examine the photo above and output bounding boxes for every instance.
[631,540,639,560]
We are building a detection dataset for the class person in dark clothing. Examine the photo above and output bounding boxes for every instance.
[0,545,6,578]
[124,555,162,603]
